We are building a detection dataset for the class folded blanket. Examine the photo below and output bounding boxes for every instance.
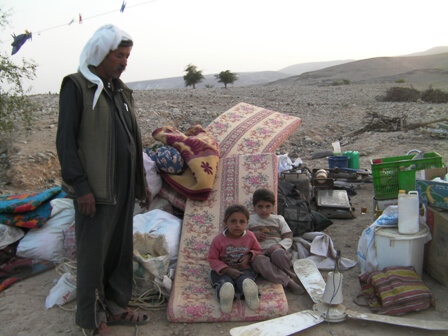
[0,256,55,292]
[0,186,66,229]
[152,125,220,200]
[359,266,435,315]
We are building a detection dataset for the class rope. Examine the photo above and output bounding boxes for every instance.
[129,277,167,310]
[2,0,158,43]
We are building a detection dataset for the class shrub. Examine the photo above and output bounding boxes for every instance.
[382,87,421,102]
[395,79,406,83]
[421,88,448,103]
[331,79,350,86]
[0,7,37,146]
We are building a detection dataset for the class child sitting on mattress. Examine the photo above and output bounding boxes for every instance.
[248,188,305,295]
[208,204,262,313]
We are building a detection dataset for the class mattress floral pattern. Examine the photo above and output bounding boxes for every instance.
[167,102,301,322]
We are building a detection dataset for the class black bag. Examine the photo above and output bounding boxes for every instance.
[277,180,332,236]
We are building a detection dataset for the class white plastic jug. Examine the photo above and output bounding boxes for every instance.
[398,190,419,234]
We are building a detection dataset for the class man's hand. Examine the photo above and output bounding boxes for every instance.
[77,192,96,217]
[222,267,243,279]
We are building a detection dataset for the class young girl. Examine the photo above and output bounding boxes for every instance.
[208,204,262,313]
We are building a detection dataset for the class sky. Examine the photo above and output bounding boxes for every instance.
[2,0,447,94]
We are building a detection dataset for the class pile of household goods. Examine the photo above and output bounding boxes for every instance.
[358,149,448,289]
[277,146,371,226]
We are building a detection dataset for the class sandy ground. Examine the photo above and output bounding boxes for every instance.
[1,83,448,336]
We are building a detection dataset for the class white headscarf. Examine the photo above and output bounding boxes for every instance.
[79,24,133,109]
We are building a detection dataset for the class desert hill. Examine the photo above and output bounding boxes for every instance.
[127,47,448,90]
[127,70,290,90]
[2,46,448,336]
[272,52,448,88]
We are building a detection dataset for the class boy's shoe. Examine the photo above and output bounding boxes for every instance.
[242,279,259,310]
[219,282,235,313]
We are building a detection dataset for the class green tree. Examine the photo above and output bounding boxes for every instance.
[215,70,238,88]
[0,7,37,145]
[183,64,204,89]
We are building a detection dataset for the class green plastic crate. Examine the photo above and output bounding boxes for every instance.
[398,169,417,192]
[370,152,444,200]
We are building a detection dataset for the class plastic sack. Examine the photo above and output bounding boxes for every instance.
[278,154,293,177]
[133,209,182,269]
[143,152,162,200]
[133,232,171,297]
[45,272,76,308]
[17,198,75,262]
[357,206,399,273]
[277,154,304,177]
[0,224,25,249]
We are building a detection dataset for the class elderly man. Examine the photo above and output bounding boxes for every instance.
[56,24,150,335]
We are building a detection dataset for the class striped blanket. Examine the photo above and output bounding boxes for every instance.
[359,266,435,315]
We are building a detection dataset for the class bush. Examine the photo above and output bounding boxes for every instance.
[395,79,406,83]
[331,79,350,86]
[421,88,448,103]
[382,87,421,102]
[381,86,448,103]
[0,7,37,146]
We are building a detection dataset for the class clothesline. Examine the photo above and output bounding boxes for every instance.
[3,0,157,55]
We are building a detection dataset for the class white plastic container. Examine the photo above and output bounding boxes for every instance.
[398,190,419,234]
[374,225,429,277]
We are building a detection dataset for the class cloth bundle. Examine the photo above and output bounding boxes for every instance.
[152,125,220,200]
[0,186,65,229]
[359,266,435,315]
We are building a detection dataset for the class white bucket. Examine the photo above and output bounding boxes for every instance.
[374,225,429,277]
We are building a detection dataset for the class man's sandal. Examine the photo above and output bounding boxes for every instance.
[107,308,150,326]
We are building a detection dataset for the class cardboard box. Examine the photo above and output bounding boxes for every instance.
[425,206,448,286]
[415,167,448,210]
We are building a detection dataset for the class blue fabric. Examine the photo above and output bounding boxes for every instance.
[146,145,187,174]
[0,186,66,228]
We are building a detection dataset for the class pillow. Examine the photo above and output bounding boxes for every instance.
[146,144,187,174]
[359,266,435,315]
[158,182,186,211]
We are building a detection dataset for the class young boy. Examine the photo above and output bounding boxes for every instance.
[208,204,262,313]
[248,188,304,295]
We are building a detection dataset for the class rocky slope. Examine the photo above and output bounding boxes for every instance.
[2,82,447,194]
[1,82,448,336]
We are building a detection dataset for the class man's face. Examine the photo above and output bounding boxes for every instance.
[97,45,132,81]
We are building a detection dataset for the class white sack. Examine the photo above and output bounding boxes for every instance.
[356,206,398,274]
[0,224,25,249]
[17,198,75,262]
[133,209,182,268]
[143,153,162,200]
[45,272,76,308]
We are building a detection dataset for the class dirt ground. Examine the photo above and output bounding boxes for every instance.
[1,83,448,336]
